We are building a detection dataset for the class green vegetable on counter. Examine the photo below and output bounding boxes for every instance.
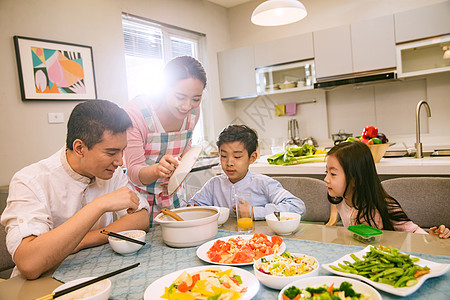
[267,144,326,166]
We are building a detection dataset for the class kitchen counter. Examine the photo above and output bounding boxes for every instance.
[212,155,450,177]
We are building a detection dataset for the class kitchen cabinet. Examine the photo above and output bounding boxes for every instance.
[394,1,450,44]
[254,32,314,67]
[217,45,257,100]
[351,15,396,73]
[313,25,353,79]
[314,15,396,79]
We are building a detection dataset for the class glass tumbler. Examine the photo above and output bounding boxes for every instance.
[235,192,254,233]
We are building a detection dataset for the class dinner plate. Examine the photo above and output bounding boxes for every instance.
[143,265,260,300]
[196,234,287,266]
[278,276,382,300]
[168,145,202,196]
[322,245,450,297]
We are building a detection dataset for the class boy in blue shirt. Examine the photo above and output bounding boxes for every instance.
[189,125,306,220]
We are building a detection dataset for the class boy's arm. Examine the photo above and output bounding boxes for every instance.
[12,187,141,280]
[253,178,306,220]
[188,177,215,206]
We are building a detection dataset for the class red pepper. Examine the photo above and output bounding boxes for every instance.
[362,126,378,139]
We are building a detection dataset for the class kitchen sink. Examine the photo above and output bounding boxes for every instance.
[384,149,450,158]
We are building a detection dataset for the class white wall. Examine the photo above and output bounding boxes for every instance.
[0,0,232,185]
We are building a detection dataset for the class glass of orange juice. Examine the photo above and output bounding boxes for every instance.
[235,192,254,233]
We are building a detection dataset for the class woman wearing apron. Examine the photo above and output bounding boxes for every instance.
[124,56,207,226]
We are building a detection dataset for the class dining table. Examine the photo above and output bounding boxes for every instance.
[0,218,449,300]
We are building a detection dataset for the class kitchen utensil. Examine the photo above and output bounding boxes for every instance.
[301,136,318,147]
[154,206,219,247]
[167,145,203,196]
[37,263,139,300]
[161,208,184,221]
[331,129,353,145]
[273,211,281,221]
[286,119,301,148]
[101,230,146,246]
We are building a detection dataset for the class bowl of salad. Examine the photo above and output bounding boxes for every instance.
[253,252,319,290]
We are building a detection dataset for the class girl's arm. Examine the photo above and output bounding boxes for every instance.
[429,225,450,239]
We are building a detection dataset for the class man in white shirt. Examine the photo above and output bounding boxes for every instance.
[1,100,150,279]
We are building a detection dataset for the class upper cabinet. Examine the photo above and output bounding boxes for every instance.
[313,25,353,79]
[313,15,396,79]
[254,33,314,67]
[217,45,257,100]
[395,1,450,43]
[351,15,396,73]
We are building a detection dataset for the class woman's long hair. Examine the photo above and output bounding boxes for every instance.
[327,141,410,230]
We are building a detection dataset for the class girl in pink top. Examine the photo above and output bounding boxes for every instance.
[124,56,207,226]
[324,141,449,239]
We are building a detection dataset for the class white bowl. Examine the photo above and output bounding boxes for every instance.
[253,253,319,290]
[215,206,230,226]
[265,212,301,235]
[53,277,111,300]
[154,207,218,247]
[108,229,146,255]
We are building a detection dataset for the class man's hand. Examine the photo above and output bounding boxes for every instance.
[95,187,140,214]
[429,225,450,239]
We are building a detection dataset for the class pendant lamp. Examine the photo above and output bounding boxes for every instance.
[251,0,307,26]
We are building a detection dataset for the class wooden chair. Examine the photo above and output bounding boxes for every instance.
[381,177,450,229]
[272,176,338,225]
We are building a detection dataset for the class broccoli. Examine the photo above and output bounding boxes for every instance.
[299,144,317,156]
[339,282,361,298]
[306,286,327,294]
[283,286,301,299]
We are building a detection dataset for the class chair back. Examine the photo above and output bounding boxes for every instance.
[272,176,331,223]
[0,224,14,278]
[381,177,450,228]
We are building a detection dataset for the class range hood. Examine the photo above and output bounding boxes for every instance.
[314,69,397,89]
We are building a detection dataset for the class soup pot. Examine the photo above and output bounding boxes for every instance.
[154,206,218,247]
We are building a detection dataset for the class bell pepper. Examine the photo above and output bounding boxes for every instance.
[362,126,378,139]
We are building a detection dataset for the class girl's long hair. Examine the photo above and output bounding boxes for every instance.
[327,141,410,230]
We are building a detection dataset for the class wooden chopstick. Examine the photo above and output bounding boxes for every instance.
[100,230,146,246]
[35,263,140,300]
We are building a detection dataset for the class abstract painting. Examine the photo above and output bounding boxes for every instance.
[14,36,97,101]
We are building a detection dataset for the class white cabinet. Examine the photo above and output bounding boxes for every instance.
[351,15,396,72]
[254,32,314,67]
[395,2,450,44]
[314,15,396,79]
[217,46,257,100]
[313,25,353,79]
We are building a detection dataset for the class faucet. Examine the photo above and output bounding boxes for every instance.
[415,100,431,158]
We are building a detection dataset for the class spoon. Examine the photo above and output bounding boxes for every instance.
[161,208,184,221]
[274,211,281,221]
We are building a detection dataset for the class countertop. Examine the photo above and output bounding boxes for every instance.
[212,155,450,175]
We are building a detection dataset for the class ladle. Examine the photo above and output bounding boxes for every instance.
[274,211,281,221]
[161,208,184,221]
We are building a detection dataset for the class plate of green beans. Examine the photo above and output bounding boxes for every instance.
[322,245,449,296]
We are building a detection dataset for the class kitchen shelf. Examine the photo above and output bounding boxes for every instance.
[256,60,315,95]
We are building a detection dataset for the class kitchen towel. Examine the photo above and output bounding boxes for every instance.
[275,104,285,116]
[286,102,297,115]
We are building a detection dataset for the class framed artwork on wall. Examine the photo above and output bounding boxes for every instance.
[13,36,97,101]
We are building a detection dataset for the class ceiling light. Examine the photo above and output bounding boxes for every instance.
[251,0,307,26]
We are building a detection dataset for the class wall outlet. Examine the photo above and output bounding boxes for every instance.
[48,112,65,124]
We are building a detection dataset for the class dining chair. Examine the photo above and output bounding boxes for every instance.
[0,224,14,279]
[381,177,450,229]
[272,176,337,225]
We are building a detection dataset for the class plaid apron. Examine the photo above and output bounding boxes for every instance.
[134,99,198,227]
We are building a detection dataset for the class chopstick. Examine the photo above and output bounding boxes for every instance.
[100,230,146,246]
[35,263,140,300]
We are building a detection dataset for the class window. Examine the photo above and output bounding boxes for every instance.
[122,13,206,145]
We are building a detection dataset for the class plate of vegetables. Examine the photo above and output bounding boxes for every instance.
[322,245,450,296]
[143,265,260,299]
[278,276,381,300]
[197,234,286,266]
